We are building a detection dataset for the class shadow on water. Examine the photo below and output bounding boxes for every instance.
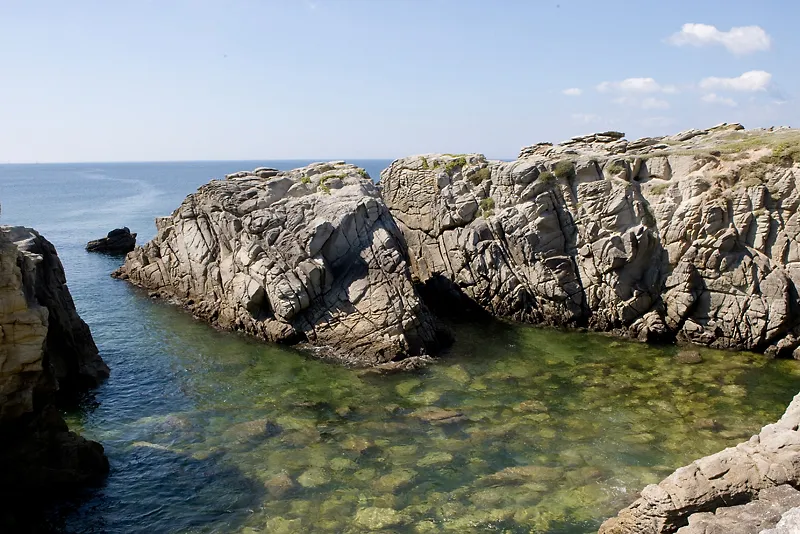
[47,446,265,534]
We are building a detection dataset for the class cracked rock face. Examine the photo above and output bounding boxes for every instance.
[381,125,800,352]
[114,162,446,366]
[599,391,800,534]
[0,225,109,521]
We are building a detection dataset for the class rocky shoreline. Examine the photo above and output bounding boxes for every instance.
[118,124,800,363]
[0,225,109,530]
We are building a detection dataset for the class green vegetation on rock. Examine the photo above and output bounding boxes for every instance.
[468,167,491,186]
[444,157,467,174]
[479,197,495,217]
[553,160,576,180]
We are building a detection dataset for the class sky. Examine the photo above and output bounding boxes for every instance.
[0,0,797,162]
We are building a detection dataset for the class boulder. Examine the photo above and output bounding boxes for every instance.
[86,227,137,254]
[114,162,448,366]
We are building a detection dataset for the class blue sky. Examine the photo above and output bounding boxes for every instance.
[0,0,796,162]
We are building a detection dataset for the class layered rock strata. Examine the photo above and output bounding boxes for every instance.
[114,162,447,366]
[599,391,800,534]
[381,125,800,353]
[0,225,109,526]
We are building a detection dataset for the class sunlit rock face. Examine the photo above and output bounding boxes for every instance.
[0,225,109,522]
[382,125,800,353]
[115,162,448,367]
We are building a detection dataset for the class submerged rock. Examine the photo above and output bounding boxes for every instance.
[354,506,405,530]
[114,162,448,366]
[381,126,800,353]
[86,227,137,254]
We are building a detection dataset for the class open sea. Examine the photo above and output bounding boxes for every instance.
[1,160,799,533]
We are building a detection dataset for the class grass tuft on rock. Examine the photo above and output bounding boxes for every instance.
[479,197,495,217]
[468,167,491,186]
[445,157,467,174]
[553,160,576,180]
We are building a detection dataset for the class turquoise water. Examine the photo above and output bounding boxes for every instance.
[1,162,799,533]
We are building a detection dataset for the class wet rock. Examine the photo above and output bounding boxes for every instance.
[417,452,453,467]
[264,516,303,534]
[297,467,330,488]
[409,407,466,424]
[354,506,405,530]
[676,350,703,364]
[264,472,296,498]
[373,468,416,493]
[480,465,564,486]
[86,227,137,254]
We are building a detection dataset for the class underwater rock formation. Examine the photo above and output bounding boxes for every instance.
[114,162,447,366]
[0,225,109,527]
[381,124,800,353]
[599,391,800,533]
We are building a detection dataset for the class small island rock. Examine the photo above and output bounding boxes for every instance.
[86,227,137,254]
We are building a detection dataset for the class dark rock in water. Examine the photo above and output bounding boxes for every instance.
[86,227,137,254]
[675,350,703,364]
[0,224,109,528]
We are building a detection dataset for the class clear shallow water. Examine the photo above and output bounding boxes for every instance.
[1,162,799,533]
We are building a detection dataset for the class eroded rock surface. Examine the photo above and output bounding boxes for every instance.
[599,391,800,534]
[114,162,446,366]
[0,225,109,528]
[381,125,800,352]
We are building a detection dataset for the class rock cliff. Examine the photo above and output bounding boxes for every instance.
[599,391,800,534]
[381,124,800,353]
[0,225,109,528]
[114,162,447,366]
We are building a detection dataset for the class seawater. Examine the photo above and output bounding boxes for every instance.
[1,162,799,534]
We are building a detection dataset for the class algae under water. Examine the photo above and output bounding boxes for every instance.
[60,302,800,534]
[2,162,798,533]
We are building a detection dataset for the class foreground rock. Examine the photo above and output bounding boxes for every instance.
[0,225,109,528]
[114,162,447,366]
[86,227,137,254]
[382,125,800,353]
[599,391,800,533]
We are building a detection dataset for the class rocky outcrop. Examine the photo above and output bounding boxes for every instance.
[381,125,800,353]
[0,225,109,527]
[599,391,800,534]
[86,227,137,254]
[114,162,447,366]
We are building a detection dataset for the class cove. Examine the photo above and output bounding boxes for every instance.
[54,287,800,533]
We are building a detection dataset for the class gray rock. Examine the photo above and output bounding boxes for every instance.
[114,162,447,366]
[86,227,137,254]
[381,126,800,353]
[599,392,800,533]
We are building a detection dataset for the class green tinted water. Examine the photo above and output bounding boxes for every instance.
[61,297,800,534]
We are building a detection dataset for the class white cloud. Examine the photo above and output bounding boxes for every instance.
[668,23,771,55]
[613,96,670,110]
[699,70,772,92]
[596,77,677,94]
[701,93,738,107]
[562,88,582,96]
[571,113,601,124]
